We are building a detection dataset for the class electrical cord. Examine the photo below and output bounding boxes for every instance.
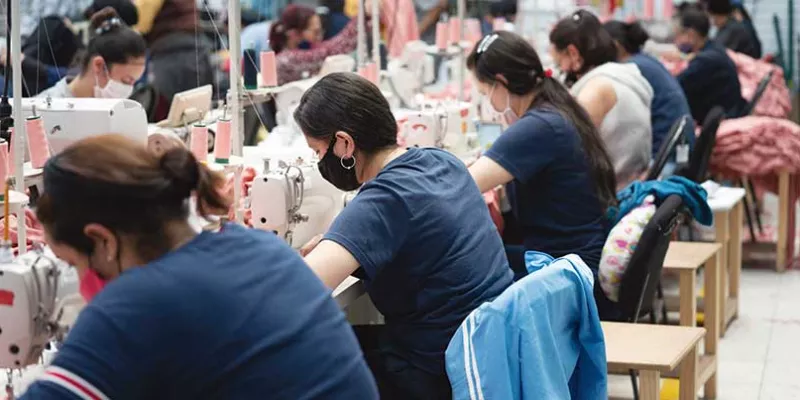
[0,0,12,142]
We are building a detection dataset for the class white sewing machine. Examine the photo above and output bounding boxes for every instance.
[384,41,436,108]
[246,147,347,248]
[20,98,148,156]
[396,100,477,156]
[0,246,79,371]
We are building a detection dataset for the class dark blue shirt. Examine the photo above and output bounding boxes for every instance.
[21,224,377,400]
[324,147,512,375]
[629,53,696,155]
[715,19,760,59]
[484,108,608,272]
[677,41,746,122]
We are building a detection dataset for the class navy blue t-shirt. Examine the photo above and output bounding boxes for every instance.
[677,41,746,122]
[324,147,513,375]
[484,108,608,272]
[629,53,696,155]
[21,224,377,400]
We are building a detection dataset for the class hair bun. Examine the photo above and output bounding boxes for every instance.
[159,148,200,198]
[89,7,123,31]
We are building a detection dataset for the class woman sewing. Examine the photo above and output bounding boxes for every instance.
[549,10,654,188]
[269,5,363,85]
[37,8,146,99]
[20,135,378,399]
[297,73,513,399]
[466,32,618,317]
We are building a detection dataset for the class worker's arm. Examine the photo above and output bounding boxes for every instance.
[575,76,617,129]
[134,0,166,35]
[418,0,448,36]
[303,187,409,290]
[304,240,361,289]
[469,157,514,194]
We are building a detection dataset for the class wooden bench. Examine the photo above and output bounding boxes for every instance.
[604,322,706,400]
[662,241,721,399]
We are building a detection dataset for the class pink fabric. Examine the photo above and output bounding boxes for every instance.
[660,51,791,118]
[382,0,419,58]
[277,19,360,85]
[711,116,800,267]
[0,208,46,252]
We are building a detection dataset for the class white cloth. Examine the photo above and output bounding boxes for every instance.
[570,62,654,186]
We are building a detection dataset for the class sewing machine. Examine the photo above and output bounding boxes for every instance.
[396,101,477,156]
[384,41,436,108]
[0,246,79,371]
[21,98,148,155]
[247,147,347,248]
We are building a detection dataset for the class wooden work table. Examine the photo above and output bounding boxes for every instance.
[604,322,706,400]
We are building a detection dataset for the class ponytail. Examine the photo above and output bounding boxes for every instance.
[159,148,230,218]
[604,20,649,55]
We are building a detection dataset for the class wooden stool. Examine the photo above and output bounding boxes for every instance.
[662,241,721,398]
[604,322,706,400]
[706,187,745,334]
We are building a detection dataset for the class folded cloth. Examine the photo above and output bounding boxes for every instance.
[611,175,712,225]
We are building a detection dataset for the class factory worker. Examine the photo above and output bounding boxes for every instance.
[37,8,146,99]
[297,73,513,399]
[550,10,654,188]
[20,135,378,399]
[466,32,619,318]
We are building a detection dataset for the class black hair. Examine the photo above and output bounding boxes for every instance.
[293,73,397,154]
[706,0,734,15]
[550,10,618,84]
[467,31,618,210]
[36,135,229,262]
[81,7,147,72]
[679,8,711,37]
[676,1,705,13]
[85,0,139,26]
[604,20,650,55]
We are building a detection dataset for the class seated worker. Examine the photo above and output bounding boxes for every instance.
[674,8,746,121]
[550,10,654,188]
[729,0,762,58]
[707,0,760,59]
[467,32,619,318]
[269,5,361,85]
[37,8,146,99]
[297,73,513,399]
[321,0,351,39]
[605,20,695,157]
[20,135,378,399]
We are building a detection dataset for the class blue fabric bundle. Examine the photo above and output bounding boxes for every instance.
[610,176,713,226]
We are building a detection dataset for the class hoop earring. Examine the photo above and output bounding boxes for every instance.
[340,156,356,170]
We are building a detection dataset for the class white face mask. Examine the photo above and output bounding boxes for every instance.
[94,67,134,99]
[486,83,519,127]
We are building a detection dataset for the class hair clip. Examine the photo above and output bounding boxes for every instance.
[572,12,581,22]
[543,69,553,78]
[477,33,499,54]
[94,17,122,35]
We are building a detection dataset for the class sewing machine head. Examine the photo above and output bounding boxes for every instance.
[249,156,346,248]
[397,101,477,151]
[21,98,148,156]
[0,247,75,369]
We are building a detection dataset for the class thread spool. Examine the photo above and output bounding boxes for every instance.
[260,51,278,87]
[365,62,378,84]
[644,0,654,19]
[244,48,259,90]
[449,17,462,45]
[435,22,448,51]
[493,17,507,32]
[0,139,9,183]
[214,118,232,164]
[190,124,209,161]
[26,116,50,169]
[662,0,674,19]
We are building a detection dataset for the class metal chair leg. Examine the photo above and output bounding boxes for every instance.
[747,179,764,234]
[630,369,640,400]
[658,283,667,324]
[740,180,758,243]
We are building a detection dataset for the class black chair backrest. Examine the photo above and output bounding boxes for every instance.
[617,195,684,322]
[679,106,725,183]
[740,70,774,116]
[647,115,691,181]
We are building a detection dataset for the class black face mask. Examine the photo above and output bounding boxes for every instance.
[318,139,361,191]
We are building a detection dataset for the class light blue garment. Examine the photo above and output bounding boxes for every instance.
[611,175,712,226]
[445,252,608,400]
